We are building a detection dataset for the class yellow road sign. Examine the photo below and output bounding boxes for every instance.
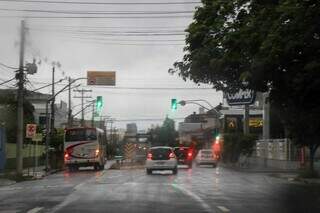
[87,71,116,86]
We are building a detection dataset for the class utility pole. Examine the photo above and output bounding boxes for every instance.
[91,103,95,127]
[68,77,72,127]
[16,20,26,175]
[243,104,250,134]
[73,89,92,126]
[51,65,55,134]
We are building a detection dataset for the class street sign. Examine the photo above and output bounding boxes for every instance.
[124,143,136,160]
[32,133,43,142]
[249,118,263,127]
[87,71,116,86]
[26,124,37,138]
[226,89,256,106]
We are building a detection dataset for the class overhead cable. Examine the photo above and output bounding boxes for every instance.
[0,0,201,5]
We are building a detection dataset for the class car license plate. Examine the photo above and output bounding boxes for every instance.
[156,162,165,165]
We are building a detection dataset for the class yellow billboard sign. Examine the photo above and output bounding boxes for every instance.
[249,118,263,127]
[87,71,116,86]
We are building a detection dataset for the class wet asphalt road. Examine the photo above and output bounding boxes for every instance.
[1,165,320,213]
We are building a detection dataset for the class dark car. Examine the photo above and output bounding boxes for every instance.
[173,147,193,168]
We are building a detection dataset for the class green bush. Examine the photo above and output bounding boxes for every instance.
[223,133,257,163]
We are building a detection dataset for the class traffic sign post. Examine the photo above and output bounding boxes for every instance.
[32,133,42,177]
[26,124,37,138]
[226,89,256,134]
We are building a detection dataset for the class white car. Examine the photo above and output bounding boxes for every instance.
[195,149,218,168]
[145,146,178,175]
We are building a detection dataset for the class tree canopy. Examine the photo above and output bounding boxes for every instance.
[148,117,178,147]
[169,0,320,171]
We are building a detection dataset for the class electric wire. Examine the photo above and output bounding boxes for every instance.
[0,62,18,70]
[0,77,16,86]
[0,0,201,5]
[0,8,195,15]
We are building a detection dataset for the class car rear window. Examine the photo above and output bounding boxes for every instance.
[151,148,171,160]
[201,150,212,155]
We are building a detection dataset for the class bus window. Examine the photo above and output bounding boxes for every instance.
[65,129,97,142]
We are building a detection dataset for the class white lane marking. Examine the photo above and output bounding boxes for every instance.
[217,206,230,212]
[172,184,212,213]
[27,207,44,213]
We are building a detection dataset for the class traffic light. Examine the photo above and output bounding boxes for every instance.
[171,98,177,111]
[96,96,103,113]
[212,129,219,141]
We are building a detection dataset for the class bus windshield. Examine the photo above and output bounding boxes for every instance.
[65,129,97,142]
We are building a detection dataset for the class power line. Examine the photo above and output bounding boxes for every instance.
[0,15,193,19]
[91,86,214,90]
[0,77,16,86]
[0,8,195,15]
[64,40,184,46]
[113,118,185,122]
[0,0,201,5]
[0,62,18,70]
[29,24,187,29]
[28,27,185,34]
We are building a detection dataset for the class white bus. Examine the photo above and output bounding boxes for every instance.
[64,127,106,171]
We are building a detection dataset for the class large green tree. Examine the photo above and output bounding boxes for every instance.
[0,90,35,143]
[169,0,320,172]
[148,117,178,147]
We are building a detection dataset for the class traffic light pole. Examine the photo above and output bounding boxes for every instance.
[91,103,95,127]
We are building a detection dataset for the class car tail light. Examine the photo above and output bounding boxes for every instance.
[147,152,152,160]
[64,152,70,160]
[169,152,175,158]
[95,149,100,157]
[188,152,192,158]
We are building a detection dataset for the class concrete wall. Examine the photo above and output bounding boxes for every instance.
[248,157,301,170]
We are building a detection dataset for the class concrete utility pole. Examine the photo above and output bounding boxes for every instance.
[16,20,26,175]
[73,89,92,126]
[263,92,270,139]
[68,77,72,127]
[50,65,55,134]
[243,104,250,134]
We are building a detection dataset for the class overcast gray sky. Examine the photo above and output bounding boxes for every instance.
[0,0,222,130]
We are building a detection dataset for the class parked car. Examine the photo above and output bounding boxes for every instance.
[145,146,178,175]
[173,147,193,168]
[195,149,217,168]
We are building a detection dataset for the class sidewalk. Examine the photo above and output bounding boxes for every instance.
[221,162,299,173]
[0,165,52,187]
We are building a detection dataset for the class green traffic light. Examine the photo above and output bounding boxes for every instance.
[171,98,177,111]
[96,96,103,110]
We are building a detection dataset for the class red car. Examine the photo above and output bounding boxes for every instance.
[173,147,193,168]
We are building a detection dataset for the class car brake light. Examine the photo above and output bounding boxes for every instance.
[147,153,152,160]
[64,153,70,160]
[188,152,192,157]
[169,152,175,158]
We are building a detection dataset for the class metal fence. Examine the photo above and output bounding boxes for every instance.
[255,138,298,161]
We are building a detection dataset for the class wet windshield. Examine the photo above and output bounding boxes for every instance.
[0,1,320,213]
[65,129,97,142]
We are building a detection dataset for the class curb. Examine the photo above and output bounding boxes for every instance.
[220,164,299,173]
